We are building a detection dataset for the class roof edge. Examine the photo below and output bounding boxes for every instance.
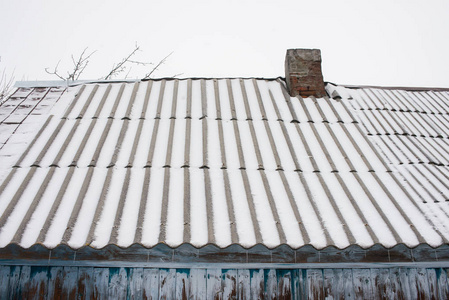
[14,77,287,88]
[0,243,447,266]
[326,82,449,92]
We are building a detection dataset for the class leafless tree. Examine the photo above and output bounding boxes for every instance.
[45,44,176,82]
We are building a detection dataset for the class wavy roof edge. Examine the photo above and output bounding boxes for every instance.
[1,243,448,266]
[1,241,448,252]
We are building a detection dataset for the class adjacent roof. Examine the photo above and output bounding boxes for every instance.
[0,78,448,251]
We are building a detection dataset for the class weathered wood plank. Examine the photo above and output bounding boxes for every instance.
[0,266,10,299]
[427,268,438,300]
[416,268,431,300]
[93,268,109,300]
[307,269,323,300]
[222,269,237,300]
[389,268,404,300]
[142,268,159,300]
[250,269,264,299]
[371,268,390,299]
[352,269,371,299]
[382,268,393,299]
[8,266,21,299]
[160,269,176,299]
[266,269,278,299]
[207,268,222,299]
[290,269,300,300]
[277,269,292,300]
[237,269,250,300]
[323,269,344,300]
[343,269,354,300]
[128,267,143,299]
[78,267,94,300]
[28,266,49,300]
[190,269,206,300]
[409,268,431,300]
[47,266,63,300]
[17,265,31,299]
[61,267,78,299]
[398,268,411,300]
[297,269,307,300]
[323,269,334,299]
[437,268,449,300]
[108,267,128,299]
[176,269,190,300]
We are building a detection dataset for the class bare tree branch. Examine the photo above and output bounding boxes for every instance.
[142,52,173,80]
[45,61,66,81]
[45,48,96,81]
[0,59,15,104]
[103,45,141,80]
[127,60,153,66]
[45,44,175,81]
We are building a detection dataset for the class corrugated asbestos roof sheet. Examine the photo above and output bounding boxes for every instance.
[0,79,448,250]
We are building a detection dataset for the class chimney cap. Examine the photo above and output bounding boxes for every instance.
[286,48,322,62]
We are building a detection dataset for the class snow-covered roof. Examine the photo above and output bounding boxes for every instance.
[0,79,448,251]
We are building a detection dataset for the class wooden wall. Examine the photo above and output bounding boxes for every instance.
[1,265,448,299]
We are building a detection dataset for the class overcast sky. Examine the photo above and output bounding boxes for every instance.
[1,0,449,87]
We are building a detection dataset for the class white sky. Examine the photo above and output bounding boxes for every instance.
[1,0,449,87]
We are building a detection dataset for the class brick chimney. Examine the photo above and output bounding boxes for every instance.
[285,49,326,98]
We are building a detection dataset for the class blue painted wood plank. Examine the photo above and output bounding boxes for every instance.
[18,265,31,299]
[277,269,292,300]
[436,268,449,300]
[237,269,250,300]
[93,268,109,300]
[408,268,431,300]
[190,269,206,300]
[47,266,63,300]
[427,268,438,300]
[61,267,78,299]
[371,268,391,299]
[307,269,323,300]
[0,266,10,299]
[250,269,264,299]
[389,268,405,299]
[160,268,176,299]
[297,269,307,300]
[176,269,190,299]
[128,267,143,299]
[398,268,412,299]
[108,267,128,299]
[343,269,354,300]
[323,268,344,300]
[207,268,222,299]
[77,267,94,299]
[28,266,49,300]
[222,269,237,300]
[142,268,159,299]
[7,266,21,299]
[266,269,277,299]
[352,269,371,299]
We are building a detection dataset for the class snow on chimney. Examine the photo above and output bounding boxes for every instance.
[285,49,326,98]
